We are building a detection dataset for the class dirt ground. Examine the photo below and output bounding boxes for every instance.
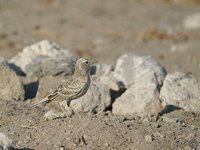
[0,0,200,149]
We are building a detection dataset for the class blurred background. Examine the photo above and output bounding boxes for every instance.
[0,0,200,78]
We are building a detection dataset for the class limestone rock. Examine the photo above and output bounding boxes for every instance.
[90,63,123,91]
[112,54,166,116]
[0,56,6,64]
[90,63,114,77]
[44,109,69,120]
[70,81,111,113]
[9,40,74,77]
[0,132,13,150]
[111,54,166,88]
[112,75,162,116]
[0,63,25,101]
[25,57,75,77]
[160,72,200,112]
[183,13,200,30]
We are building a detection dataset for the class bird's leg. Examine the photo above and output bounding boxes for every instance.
[68,100,81,115]
[60,101,74,117]
[67,99,79,115]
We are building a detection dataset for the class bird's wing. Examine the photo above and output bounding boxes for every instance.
[32,78,83,107]
[47,79,82,101]
[32,80,70,107]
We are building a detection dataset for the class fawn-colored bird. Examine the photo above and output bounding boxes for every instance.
[33,58,97,111]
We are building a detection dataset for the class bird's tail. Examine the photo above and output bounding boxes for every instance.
[32,97,49,107]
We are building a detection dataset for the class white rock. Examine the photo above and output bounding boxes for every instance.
[90,63,114,77]
[145,135,152,143]
[107,79,125,91]
[111,54,166,88]
[160,72,200,112]
[0,57,6,64]
[183,13,200,30]
[0,133,13,150]
[9,40,74,76]
[112,74,162,116]
[44,109,70,120]
[112,54,166,116]
[90,64,123,90]
[70,81,111,113]
[25,57,76,77]
[170,43,190,52]
[0,63,25,101]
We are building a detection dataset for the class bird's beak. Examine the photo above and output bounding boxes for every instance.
[90,59,98,64]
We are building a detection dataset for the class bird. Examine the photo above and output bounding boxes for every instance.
[32,58,97,113]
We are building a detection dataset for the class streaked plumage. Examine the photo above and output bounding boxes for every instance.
[33,58,97,110]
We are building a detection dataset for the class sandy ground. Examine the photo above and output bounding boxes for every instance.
[0,0,200,149]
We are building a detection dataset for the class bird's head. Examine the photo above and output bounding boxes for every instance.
[75,58,97,74]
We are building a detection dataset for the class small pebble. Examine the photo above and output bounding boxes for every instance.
[145,135,152,143]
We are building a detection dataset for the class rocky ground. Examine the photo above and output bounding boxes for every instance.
[0,0,200,149]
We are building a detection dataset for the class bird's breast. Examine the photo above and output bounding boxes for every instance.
[70,75,91,100]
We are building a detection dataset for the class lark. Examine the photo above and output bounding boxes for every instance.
[33,58,97,113]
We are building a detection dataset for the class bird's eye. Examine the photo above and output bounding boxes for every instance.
[86,61,89,64]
